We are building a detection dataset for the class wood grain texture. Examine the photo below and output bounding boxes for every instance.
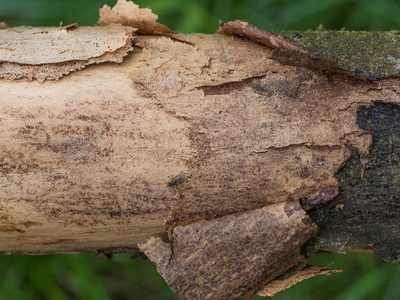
[0,52,190,253]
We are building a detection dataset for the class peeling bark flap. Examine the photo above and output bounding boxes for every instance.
[0,24,133,81]
[0,0,173,82]
[139,201,318,300]
[0,24,131,64]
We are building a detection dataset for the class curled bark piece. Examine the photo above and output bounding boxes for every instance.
[217,20,308,53]
[257,263,342,297]
[139,201,318,300]
[98,0,171,35]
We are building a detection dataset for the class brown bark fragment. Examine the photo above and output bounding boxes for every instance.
[217,20,308,53]
[139,201,318,300]
[0,24,133,64]
[64,23,78,31]
[0,3,399,298]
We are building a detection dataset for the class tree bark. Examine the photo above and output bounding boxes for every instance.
[1,5,400,298]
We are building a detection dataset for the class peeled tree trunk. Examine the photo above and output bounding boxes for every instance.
[0,1,399,299]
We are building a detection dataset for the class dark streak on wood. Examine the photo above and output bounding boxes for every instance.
[167,173,187,187]
[271,49,358,78]
[301,216,313,225]
[217,21,368,78]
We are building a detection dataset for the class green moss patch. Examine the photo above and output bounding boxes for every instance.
[275,31,400,80]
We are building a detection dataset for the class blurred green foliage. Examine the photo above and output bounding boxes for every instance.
[2,0,400,32]
[0,254,176,300]
[0,253,398,300]
[0,0,400,299]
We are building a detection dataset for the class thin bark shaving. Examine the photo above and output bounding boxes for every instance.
[257,263,342,297]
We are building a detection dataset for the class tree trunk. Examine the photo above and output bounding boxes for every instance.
[1,3,399,299]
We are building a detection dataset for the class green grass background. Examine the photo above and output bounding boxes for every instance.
[1,0,400,299]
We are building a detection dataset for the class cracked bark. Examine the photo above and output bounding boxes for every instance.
[0,1,400,298]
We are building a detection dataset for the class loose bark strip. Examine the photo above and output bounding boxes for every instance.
[0,24,134,81]
[139,201,318,300]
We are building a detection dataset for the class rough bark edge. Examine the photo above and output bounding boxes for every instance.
[139,201,318,300]
[98,0,172,35]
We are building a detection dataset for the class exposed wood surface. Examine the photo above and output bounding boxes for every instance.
[0,25,399,258]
